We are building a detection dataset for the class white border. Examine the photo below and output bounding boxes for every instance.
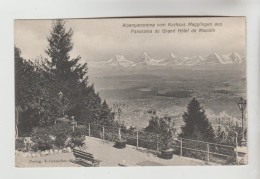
[0,0,259,179]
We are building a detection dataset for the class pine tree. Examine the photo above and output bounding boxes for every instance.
[45,20,87,116]
[145,112,160,134]
[45,20,114,125]
[179,98,215,142]
[15,20,115,136]
[45,20,90,119]
[99,100,115,126]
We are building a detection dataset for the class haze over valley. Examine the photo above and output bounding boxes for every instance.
[88,51,246,130]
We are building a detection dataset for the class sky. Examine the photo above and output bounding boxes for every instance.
[14,17,246,62]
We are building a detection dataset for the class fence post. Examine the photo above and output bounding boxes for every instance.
[118,128,121,140]
[136,131,139,149]
[235,135,238,165]
[206,143,210,165]
[180,138,183,157]
[88,123,91,137]
[102,126,105,140]
[156,135,159,152]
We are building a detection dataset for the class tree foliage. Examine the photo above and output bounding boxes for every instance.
[179,98,215,142]
[145,112,175,149]
[145,112,160,134]
[15,20,115,136]
[215,121,246,146]
[15,47,45,134]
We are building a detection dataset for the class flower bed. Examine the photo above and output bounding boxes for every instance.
[15,146,86,158]
[16,123,86,156]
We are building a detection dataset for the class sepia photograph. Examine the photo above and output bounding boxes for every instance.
[14,17,247,167]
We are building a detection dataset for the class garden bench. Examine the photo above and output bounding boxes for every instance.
[72,149,101,167]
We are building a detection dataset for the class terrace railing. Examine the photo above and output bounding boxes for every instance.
[75,121,237,165]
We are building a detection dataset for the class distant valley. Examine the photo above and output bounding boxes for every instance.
[88,59,246,130]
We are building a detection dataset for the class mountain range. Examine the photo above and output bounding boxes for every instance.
[88,52,245,68]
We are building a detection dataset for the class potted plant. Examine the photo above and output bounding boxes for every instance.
[113,102,127,149]
[159,116,175,159]
[114,127,126,149]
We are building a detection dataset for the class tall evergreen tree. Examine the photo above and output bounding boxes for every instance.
[45,20,114,125]
[179,98,215,142]
[15,20,115,136]
[45,20,87,115]
[99,100,115,126]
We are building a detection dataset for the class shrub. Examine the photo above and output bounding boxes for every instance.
[49,123,73,148]
[15,138,25,151]
[182,149,206,161]
[159,116,175,150]
[69,137,85,148]
[181,140,207,161]
[30,127,53,151]
[75,126,89,136]
[145,112,176,150]
[68,130,85,148]
[104,131,118,142]
[30,123,73,151]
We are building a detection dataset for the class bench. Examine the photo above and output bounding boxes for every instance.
[118,163,127,167]
[72,149,101,167]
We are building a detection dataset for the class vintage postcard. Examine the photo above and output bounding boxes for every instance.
[15,17,247,167]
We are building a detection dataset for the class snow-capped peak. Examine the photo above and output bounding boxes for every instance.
[89,51,245,69]
[205,52,225,64]
[136,52,167,66]
[143,52,150,58]
[110,55,134,67]
[88,55,134,68]
[170,52,176,59]
[209,52,222,59]
[143,52,152,63]
[222,51,244,64]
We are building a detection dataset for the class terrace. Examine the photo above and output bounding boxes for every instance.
[16,136,205,167]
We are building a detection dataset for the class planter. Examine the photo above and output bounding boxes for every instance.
[160,148,174,159]
[114,139,126,149]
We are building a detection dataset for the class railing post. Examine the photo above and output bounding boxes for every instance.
[235,134,238,165]
[180,138,183,157]
[118,128,121,140]
[88,123,91,137]
[206,143,210,165]
[136,131,139,149]
[156,135,159,152]
[102,126,105,140]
